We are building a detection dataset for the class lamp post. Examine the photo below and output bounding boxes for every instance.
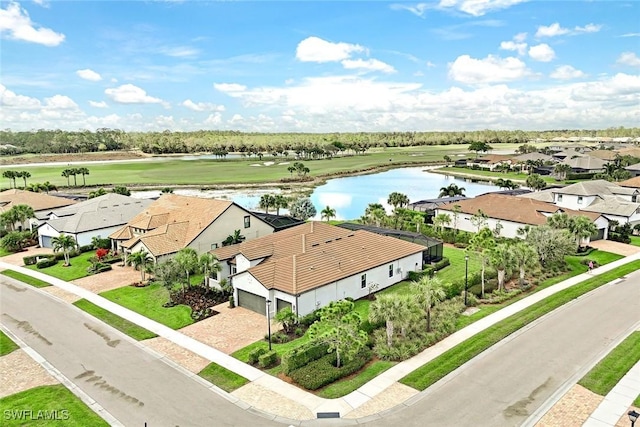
[464,254,469,306]
[266,299,272,351]
[629,410,639,427]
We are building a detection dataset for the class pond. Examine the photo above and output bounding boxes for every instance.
[132,167,501,220]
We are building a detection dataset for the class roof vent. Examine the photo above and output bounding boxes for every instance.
[335,237,342,241]
[311,243,319,247]
[325,239,333,243]
[347,233,355,237]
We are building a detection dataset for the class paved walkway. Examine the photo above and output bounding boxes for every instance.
[1,251,639,420]
[583,360,640,427]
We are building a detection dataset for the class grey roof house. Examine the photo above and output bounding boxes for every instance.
[37,194,153,248]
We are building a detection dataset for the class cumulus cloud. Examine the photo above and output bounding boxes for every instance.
[0,1,65,46]
[438,0,528,17]
[550,65,585,80]
[45,95,77,109]
[105,84,163,104]
[76,69,102,81]
[448,54,530,84]
[341,58,396,74]
[182,99,225,112]
[536,22,602,38]
[617,52,640,68]
[296,36,365,63]
[0,84,41,108]
[500,32,528,55]
[213,83,248,95]
[528,43,555,62]
[89,100,108,108]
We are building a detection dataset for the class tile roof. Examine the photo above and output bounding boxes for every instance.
[586,150,619,161]
[513,152,555,162]
[561,155,606,170]
[554,180,636,197]
[473,154,514,164]
[111,194,234,256]
[229,222,425,295]
[619,176,640,188]
[438,194,601,225]
[624,162,640,172]
[518,189,555,203]
[0,189,76,212]
[581,196,640,217]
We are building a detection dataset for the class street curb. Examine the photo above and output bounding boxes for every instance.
[0,324,124,427]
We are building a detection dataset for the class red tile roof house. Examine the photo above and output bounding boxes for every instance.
[109,194,275,263]
[466,154,515,171]
[0,189,77,231]
[212,222,426,316]
[435,193,609,241]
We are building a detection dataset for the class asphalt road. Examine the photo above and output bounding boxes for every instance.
[0,277,282,427]
[359,269,640,427]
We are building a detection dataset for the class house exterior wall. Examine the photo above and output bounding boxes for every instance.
[232,271,270,308]
[37,223,61,247]
[436,210,526,239]
[188,205,274,253]
[75,226,123,247]
[554,194,598,210]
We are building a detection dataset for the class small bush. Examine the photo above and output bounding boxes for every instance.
[248,347,267,365]
[78,244,94,253]
[36,258,58,268]
[288,349,372,390]
[294,327,304,337]
[433,257,450,271]
[299,310,321,328]
[281,341,330,374]
[267,331,290,344]
[258,350,278,368]
[23,254,53,265]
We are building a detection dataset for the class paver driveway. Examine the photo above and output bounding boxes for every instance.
[589,240,640,256]
[71,263,141,294]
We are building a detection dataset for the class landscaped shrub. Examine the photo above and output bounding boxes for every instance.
[248,347,267,365]
[78,244,94,253]
[258,350,278,368]
[294,327,304,337]
[299,310,321,328]
[288,349,372,390]
[281,341,330,374]
[87,262,112,274]
[23,254,53,265]
[265,331,290,344]
[36,258,58,268]
[54,250,80,261]
[482,289,523,304]
[433,257,450,271]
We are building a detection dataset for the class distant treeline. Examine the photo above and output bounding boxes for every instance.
[1,127,639,156]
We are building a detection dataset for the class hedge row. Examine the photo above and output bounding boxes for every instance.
[288,349,372,390]
[258,351,278,368]
[407,257,451,282]
[281,341,330,375]
[36,258,57,269]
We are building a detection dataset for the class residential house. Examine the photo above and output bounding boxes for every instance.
[619,176,640,189]
[466,154,514,171]
[584,150,619,161]
[560,155,606,174]
[408,196,468,213]
[435,194,608,240]
[110,194,275,262]
[624,162,640,178]
[37,194,153,248]
[211,222,426,316]
[0,189,76,230]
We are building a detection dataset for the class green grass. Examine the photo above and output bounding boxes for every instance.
[629,236,640,247]
[634,394,640,407]
[400,260,640,391]
[73,299,157,341]
[1,270,51,288]
[440,166,565,184]
[0,330,19,356]
[0,247,12,257]
[26,252,96,281]
[198,362,249,393]
[578,331,640,396]
[317,360,396,399]
[0,384,109,426]
[100,283,193,330]
[0,145,501,188]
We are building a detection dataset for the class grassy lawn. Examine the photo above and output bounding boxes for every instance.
[634,394,640,407]
[73,299,157,341]
[26,251,96,281]
[1,270,51,288]
[440,166,565,184]
[317,360,396,399]
[99,283,193,330]
[0,330,19,356]
[0,247,12,257]
[578,331,640,396]
[198,362,248,393]
[0,385,108,426]
[629,236,640,247]
[400,260,640,391]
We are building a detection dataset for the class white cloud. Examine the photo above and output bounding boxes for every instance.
[550,65,585,80]
[448,54,530,84]
[104,84,163,104]
[620,33,640,38]
[438,0,528,17]
[76,69,102,81]
[500,40,527,55]
[0,84,41,109]
[426,61,436,68]
[296,36,365,63]
[214,83,247,95]
[617,52,640,68]
[528,43,555,62]
[182,99,225,112]
[536,22,602,38]
[0,1,65,46]
[341,58,396,74]
[390,3,429,17]
[89,100,108,108]
[159,46,199,58]
[45,95,77,109]
[513,32,527,42]
[204,112,222,125]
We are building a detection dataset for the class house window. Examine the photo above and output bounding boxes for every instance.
[231,266,237,275]
[211,243,218,250]
[244,215,251,228]
[389,264,394,277]
[577,196,583,205]
[361,274,367,289]
[211,270,218,280]
[557,195,563,202]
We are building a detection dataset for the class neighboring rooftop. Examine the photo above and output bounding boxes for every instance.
[552,180,637,197]
[408,196,468,211]
[336,222,442,248]
[513,152,555,162]
[619,176,640,188]
[250,212,305,231]
[561,155,606,170]
[581,195,640,217]
[0,189,76,212]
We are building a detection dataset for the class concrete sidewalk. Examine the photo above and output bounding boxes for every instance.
[583,360,640,427]
[1,251,639,420]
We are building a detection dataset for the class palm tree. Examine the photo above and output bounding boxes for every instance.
[547,212,572,230]
[468,227,496,298]
[12,204,34,227]
[438,183,466,198]
[89,188,107,199]
[70,168,79,186]
[259,194,276,214]
[273,194,289,215]
[2,170,16,189]
[570,215,597,250]
[553,164,572,181]
[369,294,413,346]
[26,183,44,192]
[61,169,72,187]
[412,276,446,332]
[77,167,90,186]
[320,206,336,222]
[198,252,221,286]
[41,181,57,194]
[129,250,152,282]
[512,242,539,287]
[525,173,547,191]
[52,234,77,266]
[17,171,30,188]
[223,229,245,246]
[489,243,515,291]
[387,192,410,210]
[495,178,519,190]
[174,248,199,294]
[432,213,451,234]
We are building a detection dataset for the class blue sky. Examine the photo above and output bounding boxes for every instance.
[1,0,639,132]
